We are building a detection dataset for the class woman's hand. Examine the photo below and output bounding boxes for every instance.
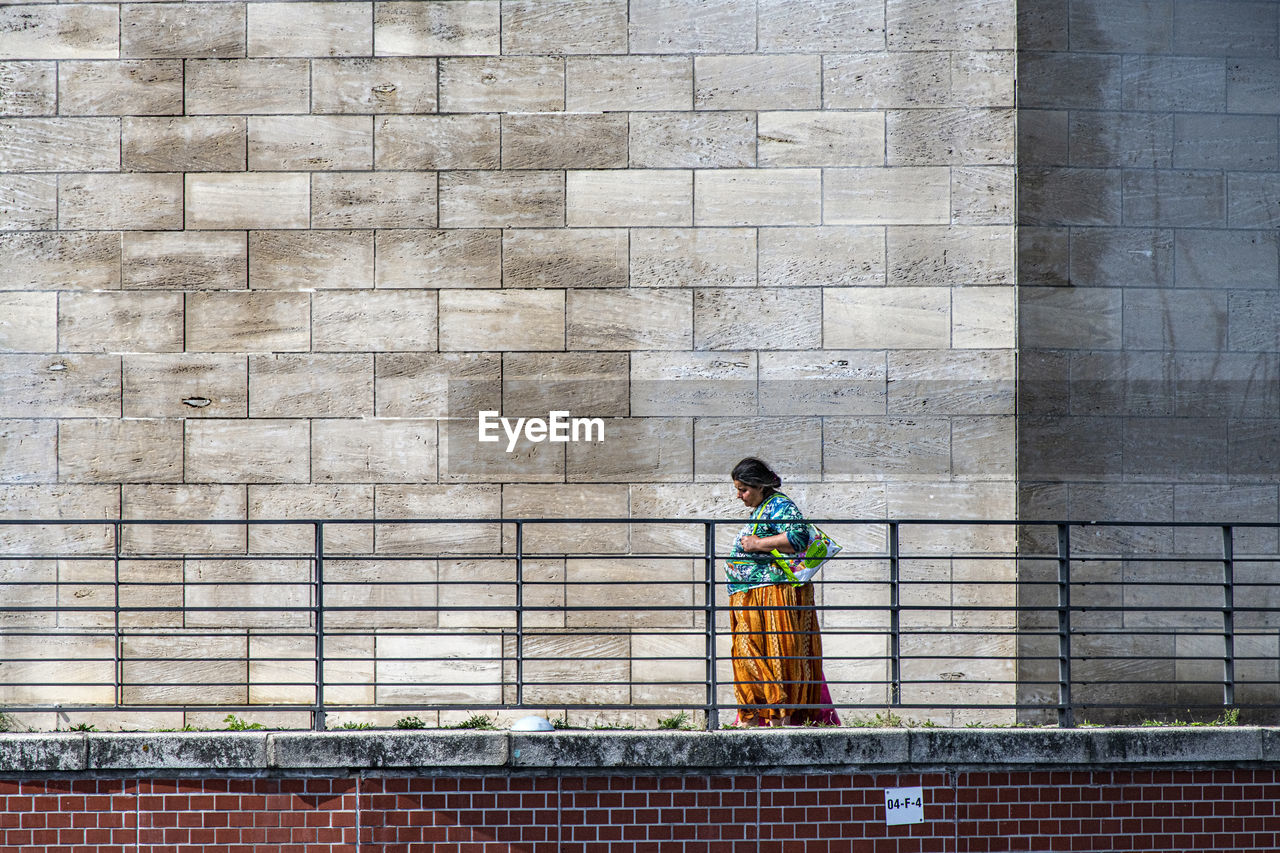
[741,534,763,552]
[741,532,795,554]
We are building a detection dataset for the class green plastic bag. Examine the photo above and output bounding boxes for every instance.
[751,494,843,586]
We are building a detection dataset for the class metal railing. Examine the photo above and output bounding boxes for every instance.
[1,518,1277,730]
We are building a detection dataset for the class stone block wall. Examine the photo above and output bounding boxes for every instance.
[0,0,1019,727]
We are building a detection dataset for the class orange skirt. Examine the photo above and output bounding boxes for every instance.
[729,582,827,726]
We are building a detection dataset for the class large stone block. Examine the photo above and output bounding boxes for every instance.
[247,485,374,555]
[0,354,120,418]
[503,229,626,289]
[824,417,950,482]
[121,484,247,556]
[758,111,883,167]
[503,114,627,170]
[375,115,499,170]
[436,558,516,628]
[1122,56,1226,112]
[1070,112,1172,170]
[1174,229,1279,289]
[888,225,1014,286]
[57,418,182,484]
[311,419,437,484]
[1122,288,1229,352]
[629,0,755,54]
[121,634,247,705]
[1017,51,1122,111]
[758,226,884,287]
[1174,0,1277,56]
[1174,114,1278,172]
[122,116,246,172]
[0,292,55,352]
[438,414,565,483]
[887,108,1014,165]
[565,418,692,483]
[248,635,315,705]
[0,419,56,484]
[503,0,626,55]
[438,289,564,352]
[312,172,437,228]
[123,231,247,290]
[0,232,120,290]
[248,354,373,418]
[59,173,182,230]
[502,352,628,419]
[320,559,435,629]
[501,485,628,554]
[0,485,118,557]
[58,292,183,353]
[185,419,310,484]
[694,169,821,226]
[0,5,118,60]
[693,416,822,482]
[758,351,886,416]
[1229,57,1280,114]
[824,287,950,349]
[0,174,55,229]
[0,559,56,629]
[186,292,310,352]
[186,173,310,229]
[439,171,563,228]
[1020,286,1122,350]
[758,0,885,52]
[250,230,373,290]
[694,288,821,350]
[375,634,502,705]
[375,352,500,418]
[1068,227,1173,288]
[123,354,247,419]
[694,55,821,110]
[1228,173,1280,229]
[0,61,56,116]
[567,290,692,350]
[516,632,629,705]
[823,167,952,225]
[374,1,499,56]
[249,116,373,171]
[1020,109,1069,166]
[630,351,756,416]
[374,484,501,556]
[629,112,755,169]
[439,56,564,112]
[888,349,1015,416]
[824,52,951,109]
[247,1,371,57]
[952,165,1015,225]
[185,59,309,114]
[886,0,1015,50]
[630,228,755,288]
[1229,291,1280,352]
[565,558,696,628]
[122,3,244,59]
[57,60,181,116]
[565,56,691,111]
[376,229,499,290]
[0,636,115,705]
[312,58,438,114]
[953,286,1015,349]
[312,290,438,352]
[567,170,691,227]
[1066,0,1172,53]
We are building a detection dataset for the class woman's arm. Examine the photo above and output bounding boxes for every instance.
[739,532,795,553]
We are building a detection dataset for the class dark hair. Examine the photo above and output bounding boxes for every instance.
[731,457,782,492]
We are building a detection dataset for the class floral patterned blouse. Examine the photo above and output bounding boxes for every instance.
[725,492,812,595]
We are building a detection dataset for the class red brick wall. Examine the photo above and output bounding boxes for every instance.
[3,769,1279,852]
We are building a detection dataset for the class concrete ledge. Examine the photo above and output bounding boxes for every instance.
[2,728,1279,776]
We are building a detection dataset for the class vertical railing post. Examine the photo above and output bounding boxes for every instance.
[1057,523,1074,728]
[313,522,325,732]
[705,521,719,731]
[114,520,122,711]
[515,521,524,709]
[888,522,901,708]
[1223,525,1235,709]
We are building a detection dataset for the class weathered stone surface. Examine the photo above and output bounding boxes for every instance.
[0,735,86,772]
[502,352,628,419]
[90,731,268,769]
[1175,229,1279,290]
[1,117,114,171]
[826,166,951,225]
[375,352,500,419]
[503,229,627,289]
[758,0,884,52]
[566,56,691,111]
[248,1,371,58]
[440,171,563,228]
[247,484,373,554]
[761,111,883,168]
[57,418,182,483]
[1018,51,1122,111]
[249,116,372,171]
[250,230,373,290]
[312,291,438,352]
[1228,173,1280,229]
[566,418,692,483]
[376,229,500,290]
[374,485,501,556]
[439,290,564,352]
[629,0,755,54]
[375,633,502,704]
[826,416,951,482]
[0,292,55,353]
[503,114,627,170]
[60,173,183,230]
[312,172,437,229]
[0,232,120,290]
[759,226,884,287]
[567,290,691,350]
[312,419,437,484]
[694,416,822,482]
[439,57,564,112]
[123,354,247,419]
[123,3,244,59]
[630,228,755,288]
[888,108,1015,165]
[1120,170,1225,227]
[121,634,247,705]
[1020,287,1123,350]
[824,52,951,109]
[186,59,309,114]
[186,419,310,484]
[0,174,55,229]
[312,58,438,114]
[695,288,821,350]
[249,354,372,418]
[888,349,1015,416]
[0,5,118,60]
[631,352,756,417]
[376,115,499,170]
[186,292,310,353]
[123,116,246,172]
[825,287,951,349]
[375,1,499,57]
[273,731,508,768]
[952,165,1015,225]
[0,355,121,419]
[58,60,182,116]
[58,292,183,353]
[887,0,1015,50]
[567,170,691,227]
[504,0,626,55]
[186,173,310,230]
[629,112,754,169]
[501,485,628,553]
[121,484,246,555]
[759,351,887,416]
[954,286,1016,348]
[0,61,56,116]
[694,55,821,110]
[0,418,57,483]
[124,231,247,290]
[695,169,821,226]
[888,225,1014,286]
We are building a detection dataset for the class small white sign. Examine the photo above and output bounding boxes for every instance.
[884,786,925,825]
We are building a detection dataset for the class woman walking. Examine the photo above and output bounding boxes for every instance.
[725,457,839,727]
